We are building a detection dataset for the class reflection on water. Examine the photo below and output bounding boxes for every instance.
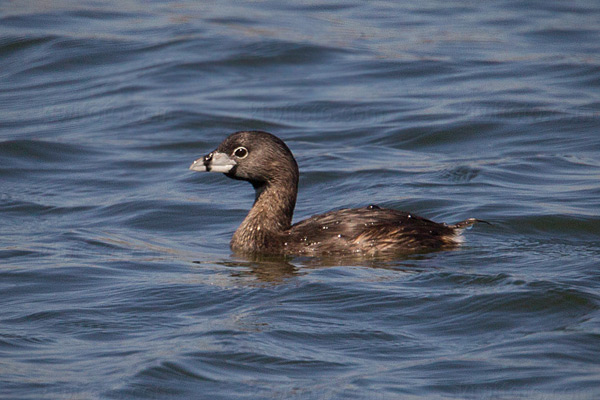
[197,257,300,283]
[214,250,451,284]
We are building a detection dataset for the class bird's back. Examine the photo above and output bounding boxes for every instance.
[284,205,461,256]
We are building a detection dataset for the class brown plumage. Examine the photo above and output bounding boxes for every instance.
[190,131,480,256]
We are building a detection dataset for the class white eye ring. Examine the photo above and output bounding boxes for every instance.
[233,147,248,158]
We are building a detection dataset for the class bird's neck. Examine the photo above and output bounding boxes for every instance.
[231,175,298,253]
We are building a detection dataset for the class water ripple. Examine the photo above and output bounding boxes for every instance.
[1,1,600,399]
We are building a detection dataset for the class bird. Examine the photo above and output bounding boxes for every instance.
[190,130,481,256]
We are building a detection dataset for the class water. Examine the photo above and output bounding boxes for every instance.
[1,1,600,399]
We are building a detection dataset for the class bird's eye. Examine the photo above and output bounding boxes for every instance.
[233,147,248,158]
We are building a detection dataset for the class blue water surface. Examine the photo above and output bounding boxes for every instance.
[1,1,600,399]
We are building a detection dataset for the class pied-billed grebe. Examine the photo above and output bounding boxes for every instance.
[190,131,480,256]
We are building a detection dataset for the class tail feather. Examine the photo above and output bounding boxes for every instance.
[448,218,490,230]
